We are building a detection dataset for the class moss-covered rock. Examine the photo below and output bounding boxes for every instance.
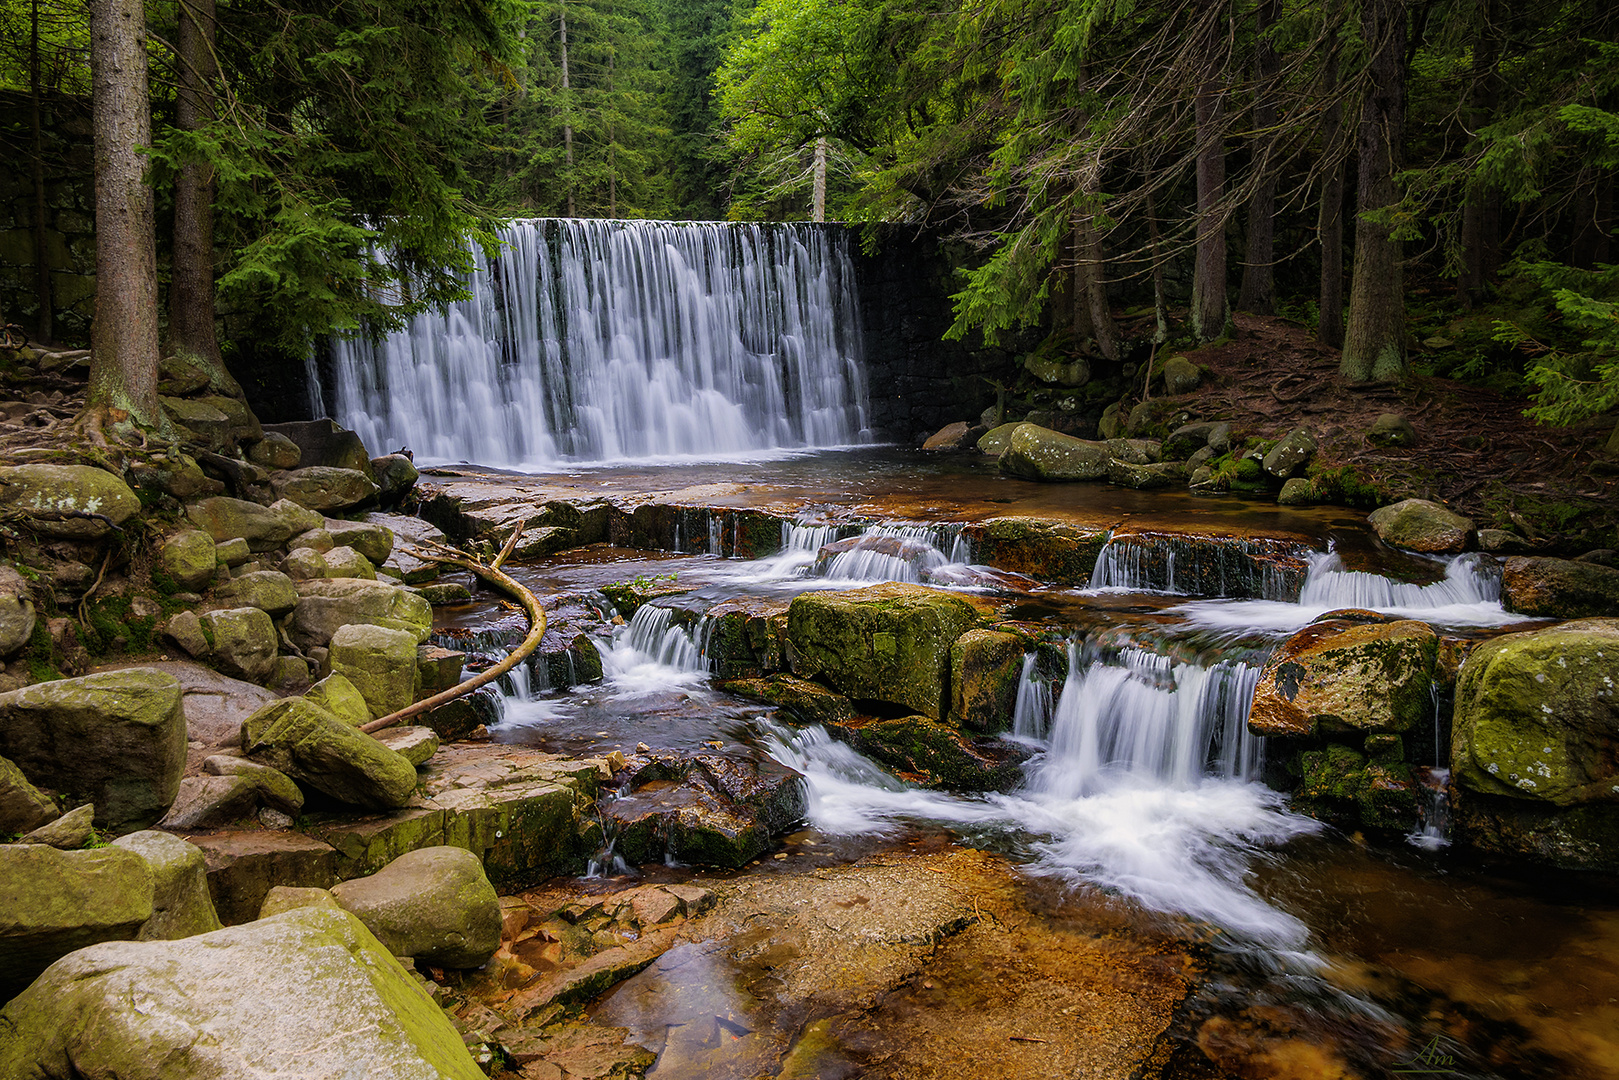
[1367,498,1476,554]
[787,583,981,720]
[217,570,300,617]
[949,630,1025,733]
[1295,742,1419,832]
[1500,557,1619,618]
[720,673,857,726]
[836,716,1026,792]
[1451,787,1619,870]
[330,846,501,968]
[0,751,58,834]
[958,517,1109,586]
[242,697,418,810]
[1261,427,1317,479]
[159,529,219,592]
[1451,618,1619,807]
[0,845,155,999]
[109,830,223,942]
[303,672,373,727]
[200,607,279,684]
[0,906,486,1080]
[0,668,186,831]
[1249,619,1439,737]
[271,466,381,512]
[330,623,420,720]
[1106,459,1181,490]
[998,424,1110,482]
[976,422,1022,457]
[185,496,299,551]
[325,519,395,565]
[0,463,141,539]
[288,578,433,651]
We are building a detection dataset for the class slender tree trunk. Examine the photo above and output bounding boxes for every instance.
[1074,204,1118,361]
[29,0,52,343]
[1318,39,1345,348]
[812,136,828,222]
[1145,185,1169,344]
[1238,0,1280,315]
[86,0,161,425]
[1341,0,1408,383]
[169,0,221,367]
[1191,0,1230,342]
[560,2,574,217]
[1458,2,1500,304]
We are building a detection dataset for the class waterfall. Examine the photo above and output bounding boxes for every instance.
[811,523,961,583]
[1089,532,1311,600]
[1034,643,1265,798]
[324,219,872,467]
[611,605,707,673]
[1011,653,1053,740]
[1297,550,1500,609]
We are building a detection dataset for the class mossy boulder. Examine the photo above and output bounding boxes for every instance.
[0,752,59,834]
[330,623,420,720]
[109,830,223,942]
[787,583,981,720]
[185,496,298,551]
[247,432,302,470]
[0,845,155,999]
[720,674,857,727]
[1261,427,1317,479]
[159,529,219,592]
[998,424,1110,482]
[0,907,486,1080]
[199,607,280,683]
[1248,619,1439,737]
[1367,498,1476,554]
[835,716,1025,792]
[1295,742,1419,832]
[958,517,1109,586]
[325,519,395,565]
[1160,355,1202,395]
[1106,459,1180,490]
[976,422,1022,457]
[288,578,433,651]
[1451,787,1619,871]
[1451,618,1619,807]
[323,546,378,580]
[330,847,501,968]
[0,464,140,538]
[242,697,418,810]
[1500,557,1619,618]
[0,668,186,831]
[302,672,373,727]
[216,570,299,617]
[949,630,1025,733]
[161,396,233,450]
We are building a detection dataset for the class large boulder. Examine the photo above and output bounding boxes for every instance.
[110,830,222,941]
[159,529,219,592]
[241,697,418,810]
[303,672,373,727]
[0,753,58,834]
[0,464,140,538]
[323,546,377,580]
[216,570,299,618]
[247,431,302,470]
[203,756,304,814]
[1160,355,1202,395]
[976,422,1022,457]
[1501,556,1619,618]
[199,607,279,683]
[0,668,186,830]
[0,845,154,999]
[788,583,981,720]
[1452,619,1619,806]
[330,846,501,968]
[272,467,380,512]
[1367,498,1476,554]
[1261,427,1316,479]
[949,630,1026,733]
[921,421,973,451]
[0,565,36,657]
[999,424,1111,482]
[157,775,265,830]
[325,519,395,565]
[372,454,420,507]
[1248,619,1439,737]
[195,394,263,445]
[958,517,1109,586]
[262,418,378,478]
[329,623,420,720]
[185,496,298,551]
[0,907,486,1079]
[162,396,233,450]
[288,578,433,651]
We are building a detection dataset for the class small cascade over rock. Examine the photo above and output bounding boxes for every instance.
[609,605,707,676]
[1089,532,1313,600]
[324,219,872,467]
[810,523,963,583]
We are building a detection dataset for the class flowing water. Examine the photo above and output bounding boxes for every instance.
[323,219,871,467]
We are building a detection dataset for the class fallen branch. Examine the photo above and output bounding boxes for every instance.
[360,524,544,736]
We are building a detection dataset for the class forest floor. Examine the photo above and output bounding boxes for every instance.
[1159,312,1619,551]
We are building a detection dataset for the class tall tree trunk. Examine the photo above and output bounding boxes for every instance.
[560,2,574,217]
[169,0,221,368]
[29,0,52,344]
[1318,36,1345,348]
[1145,185,1169,344]
[1074,204,1118,361]
[1191,0,1230,342]
[812,137,828,222]
[1340,0,1408,383]
[1238,0,1280,315]
[86,0,161,426]
[1457,1,1500,304]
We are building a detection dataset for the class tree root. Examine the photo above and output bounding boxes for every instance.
[360,522,541,736]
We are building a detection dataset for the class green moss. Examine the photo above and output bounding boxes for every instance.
[1307,462,1396,510]
[25,619,61,683]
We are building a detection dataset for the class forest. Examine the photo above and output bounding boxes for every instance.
[0,0,1615,432]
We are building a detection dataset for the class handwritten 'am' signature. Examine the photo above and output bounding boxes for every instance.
[1394,1035,1458,1075]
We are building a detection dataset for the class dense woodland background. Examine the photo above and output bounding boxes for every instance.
[0,0,1615,429]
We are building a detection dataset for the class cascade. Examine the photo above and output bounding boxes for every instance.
[810,523,961,583]
[1010,652,1053,740]
[1089,532,1312,600]
[324,219,872,467]
[609,605,707,674]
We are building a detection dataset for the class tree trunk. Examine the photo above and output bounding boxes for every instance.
[86,0,161,425]
[1191,0,1230,342]
[29,0,52,343]
[1145,184,1169,344]
[560,3,574,218]
[1318,40,1345,348]
[812,136,828,222]
[1238,0,1280,315]
[1340,0,1408,384]
[1458,3,1501,304]
[1074,204,1118,361]
[169,0,221,368]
